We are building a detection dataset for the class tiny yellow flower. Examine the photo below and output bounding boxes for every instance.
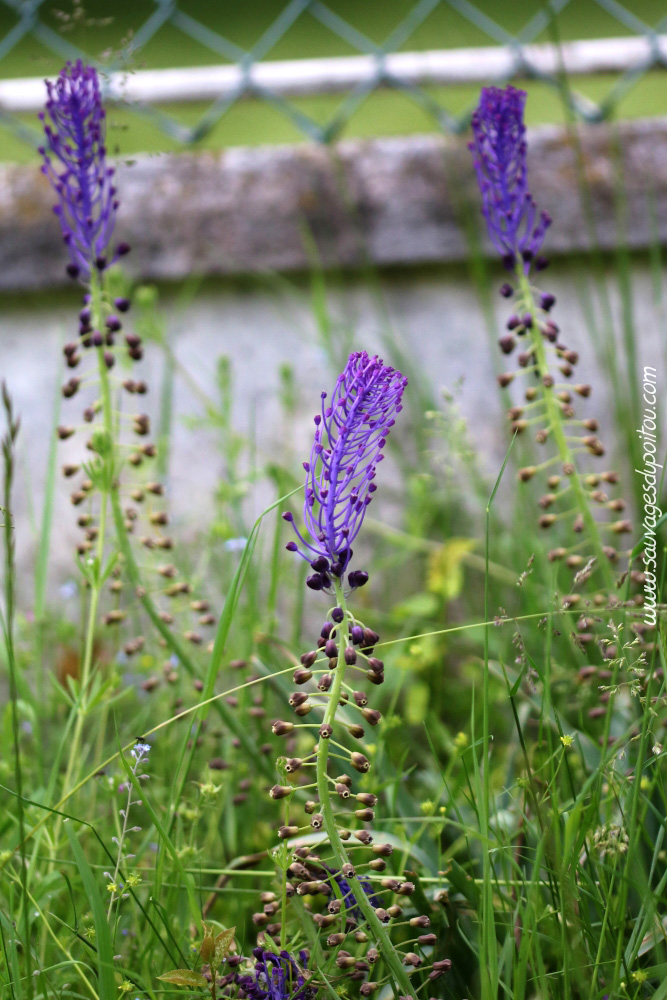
[420,801,435,816]
[125,873,142,887]
[83,926,96,940]
[631,970,647,983]
[118,980,134,993]
[560,734,575,747]
[106,882,118,893]
[454,732,469,751]
[640,776,651,791]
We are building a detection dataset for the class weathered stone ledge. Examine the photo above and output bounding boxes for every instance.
[0,118,665,290]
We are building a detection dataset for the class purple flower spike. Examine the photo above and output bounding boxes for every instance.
[284,351,406,591]
[40,61,120,281]
[469,86,551,271]
[237,950,316,1000]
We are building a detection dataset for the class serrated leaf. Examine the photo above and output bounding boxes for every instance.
[157,969,209,989]
[200,933,214,963]
[213,927,235,970]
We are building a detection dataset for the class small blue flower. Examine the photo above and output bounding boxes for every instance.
[130,741,151,760]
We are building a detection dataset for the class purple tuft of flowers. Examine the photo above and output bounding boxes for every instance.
[39,61,126,281]
[283,350,407,592]
[237,949,316,1000]
[468,85,551,271]
[326,865,383,919]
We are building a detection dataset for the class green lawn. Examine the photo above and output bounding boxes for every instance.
[1,0,666,160]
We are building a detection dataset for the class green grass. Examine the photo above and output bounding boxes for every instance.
[1,37,667,1000]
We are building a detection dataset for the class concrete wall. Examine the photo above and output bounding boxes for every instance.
[2,257,664,601]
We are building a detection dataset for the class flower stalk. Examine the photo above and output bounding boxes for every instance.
[515,267,616,592]
[314,581,416,999]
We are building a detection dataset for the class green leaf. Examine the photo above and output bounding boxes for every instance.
[199,931,214,964]
[65,823,116,999]
[213,928,235,971]
[157,969,209,989]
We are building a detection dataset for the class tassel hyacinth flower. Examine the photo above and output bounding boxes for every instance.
[469,85,551,272]
[469,85,631,599]
[39,60,128,282]
[236,949,316,1000]
[283,350,407,593]
[274,353,449,997]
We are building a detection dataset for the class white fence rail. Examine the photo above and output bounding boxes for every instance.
[1,34,666,112]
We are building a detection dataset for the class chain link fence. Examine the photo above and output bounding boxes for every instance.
[0,0,666,152]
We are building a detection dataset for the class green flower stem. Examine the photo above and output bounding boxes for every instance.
[55,275,114,842]
[517,269,615,592]
[315,579,415,999]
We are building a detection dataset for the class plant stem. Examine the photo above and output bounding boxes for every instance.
[314,579,415,999]
[517,269,616,592]
[55,275,114,842]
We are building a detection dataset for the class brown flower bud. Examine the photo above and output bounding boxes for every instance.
[361,708,382,726]
[418,933,437,946]
[319,723,333,739]
[336,954,356,969]
[497,373,514,387]
[355,808,375,822]
[538,514,556,528]
[372,842,393,857]
[347,723,365,739]
[270,785,292,800]
[354,829,373,844]
[410,914,431,927]
[611,520,632,534]
[350,752,370,772]
[293,667,313,684]
[272,720,294,736]
[301,649,317,669]
[368,858,386,871]
[518,466,536,482]
[328,933,346,946]
[539,493,556,509]
[278,825,299,839]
